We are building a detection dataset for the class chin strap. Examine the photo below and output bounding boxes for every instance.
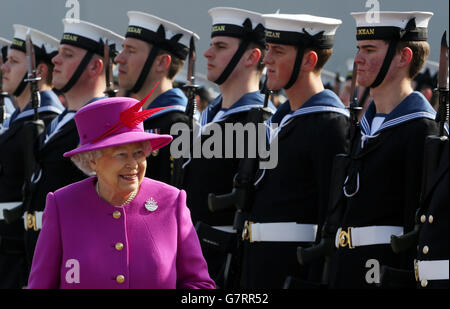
[129,46,159,94]
[13,72,28,96]
[56,51,94,93]
[284,47,305,90]
[214,19,265,85]
[369,18,418,89]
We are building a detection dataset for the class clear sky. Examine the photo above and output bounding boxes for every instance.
[1,0,448,78]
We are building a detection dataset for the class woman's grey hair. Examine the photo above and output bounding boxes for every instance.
[70,141,152,176]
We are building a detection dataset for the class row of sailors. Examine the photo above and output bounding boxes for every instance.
[0,7,448,289]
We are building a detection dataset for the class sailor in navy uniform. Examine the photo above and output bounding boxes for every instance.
[23,20,124,278]
[1,37,15,126]
[115,12,197,185]
[240,14,349,289]
[0,25,64,289]
[415,138,448,289]
[180,7,275,286]
[326,11,442,289]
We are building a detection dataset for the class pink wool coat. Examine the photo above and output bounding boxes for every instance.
[28,177,215,289]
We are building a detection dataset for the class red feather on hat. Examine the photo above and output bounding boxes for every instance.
[92,82,168,143]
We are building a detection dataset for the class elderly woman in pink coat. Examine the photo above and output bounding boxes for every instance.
[27,95,215,289]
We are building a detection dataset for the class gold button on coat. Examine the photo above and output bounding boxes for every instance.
[420,215,426,223]
[421,280,428,287]
[116,275,125,284]
[428,215,434,223]
[113,211,121,219]
[422,246,429,254]
[115,242,124,251]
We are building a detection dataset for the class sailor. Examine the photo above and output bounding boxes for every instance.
[415,138,448,289]
[115,11,198,185]
[0,25,63,288]
[327,11,442,288]
[23,19,124,281]
[0,37,15,124]
[240,13,349,288]
[181,7,275,286]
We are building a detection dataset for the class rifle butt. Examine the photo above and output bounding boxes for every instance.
[208,190,238,213]
[297,238,334,265]
[390,229,419,254]
[3,204,24,224]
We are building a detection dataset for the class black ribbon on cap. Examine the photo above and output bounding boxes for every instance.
[214,18,265,85]
[60,33,105,56]
[126,24,188,60]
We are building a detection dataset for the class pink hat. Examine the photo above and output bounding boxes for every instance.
[63,96,173,157]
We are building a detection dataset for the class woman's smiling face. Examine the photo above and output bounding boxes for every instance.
[90,142,147,198]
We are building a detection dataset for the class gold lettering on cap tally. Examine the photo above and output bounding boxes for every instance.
[357,28,375,36]
[127,26,142,35]
[212,25,225,32]
[265,31,281,39]
[63,34,78,42]
[12,39,24,47]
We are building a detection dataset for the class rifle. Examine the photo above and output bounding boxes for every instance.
[205,73,273,288]
[103,39,118,97]
[0,55,6,124]
[208,73,273,214]
[23,29,41,121]
[391,31,449,253]
[297,61,363,284]
[171,36,199,188]
[347,62,363,142]
[3,29,45,224]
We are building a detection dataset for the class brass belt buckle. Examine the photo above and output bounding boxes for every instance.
[338,227,354,249]
[414,259,420,282]
[242,221,253,242]
[25,211,38,231]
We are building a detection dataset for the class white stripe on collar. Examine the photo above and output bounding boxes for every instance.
[145,105,186,121]
[13,105,64,123]
[255,105,349,186]
[0,114,12,134]
[360,111,437,148]
[43,112,76,145]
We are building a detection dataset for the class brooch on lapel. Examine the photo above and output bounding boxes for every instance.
[145,197,158,212]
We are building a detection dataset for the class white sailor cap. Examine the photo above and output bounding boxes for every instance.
[351,11,433,41]
[10,24,59,61]
[0,37,11,47]
[208,7,266,45]
[60,19,124,56]
[125,11,199,60]
[262,14,342,48]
